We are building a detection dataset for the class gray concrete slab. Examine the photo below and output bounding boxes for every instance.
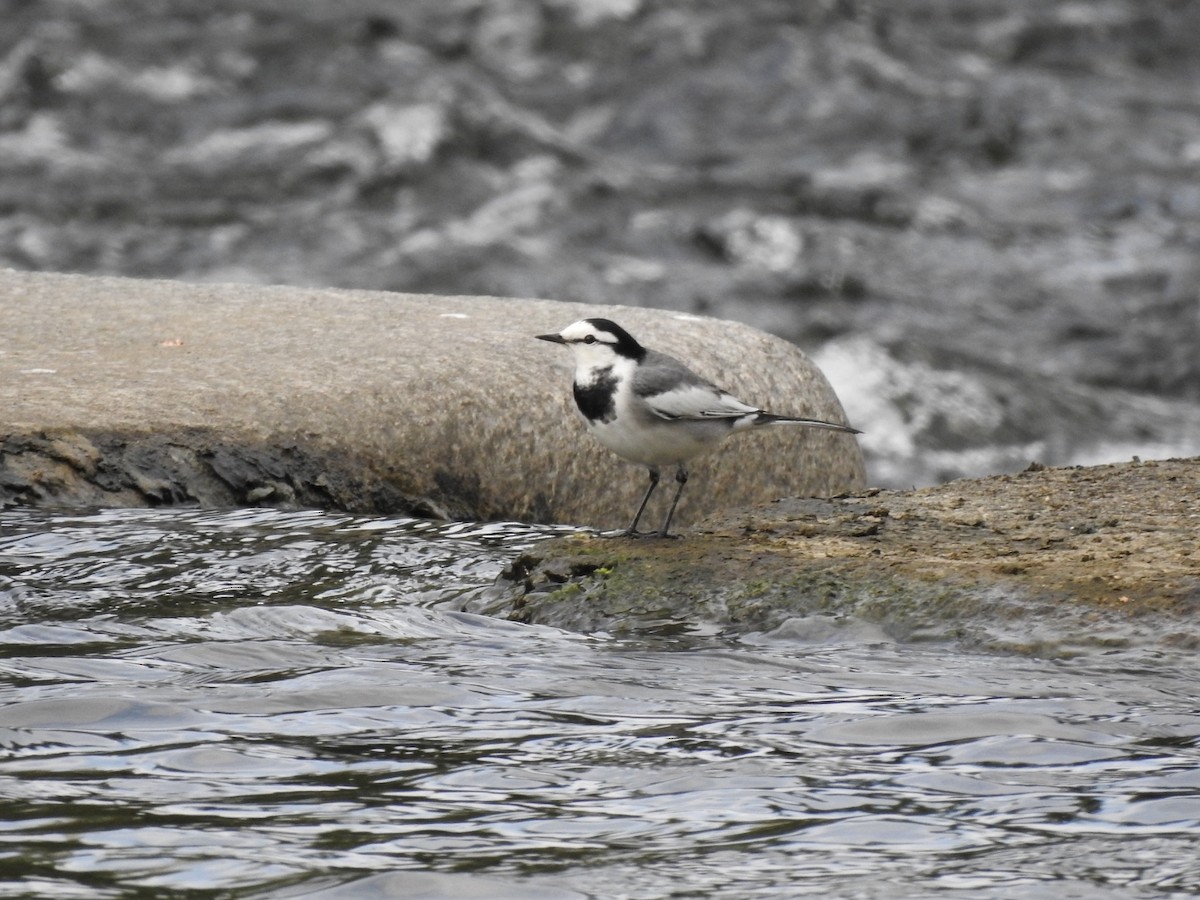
[0,270,865,528]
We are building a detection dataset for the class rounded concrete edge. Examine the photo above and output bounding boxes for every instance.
[0,270,867,525]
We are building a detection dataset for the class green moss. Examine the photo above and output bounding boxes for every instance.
[546,582,585,600]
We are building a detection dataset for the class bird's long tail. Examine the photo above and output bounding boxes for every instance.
[756,412,861,434]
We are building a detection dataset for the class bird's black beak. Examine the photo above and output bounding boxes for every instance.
[536,332,566,344]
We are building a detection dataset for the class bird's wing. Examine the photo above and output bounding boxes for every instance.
[633,351,760,421]
[643,385,761,420]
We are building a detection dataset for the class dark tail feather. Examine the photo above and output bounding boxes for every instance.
[757,412,861,434]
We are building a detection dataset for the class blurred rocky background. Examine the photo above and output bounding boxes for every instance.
[3,0,1199,488]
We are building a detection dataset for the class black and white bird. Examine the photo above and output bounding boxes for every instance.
[537,318,860,537]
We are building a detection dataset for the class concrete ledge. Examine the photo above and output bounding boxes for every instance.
[0,270,865,526]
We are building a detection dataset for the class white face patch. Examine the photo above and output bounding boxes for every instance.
[553,321,625,377]
[557,320,618,346]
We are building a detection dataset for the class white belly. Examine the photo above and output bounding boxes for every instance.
[584,407,731,468]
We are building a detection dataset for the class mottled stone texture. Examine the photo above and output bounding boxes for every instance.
[0,270,865,527]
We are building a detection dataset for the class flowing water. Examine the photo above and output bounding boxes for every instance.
[1,508,1198,899]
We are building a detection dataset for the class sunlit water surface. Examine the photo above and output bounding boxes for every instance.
[1,508,1198,899]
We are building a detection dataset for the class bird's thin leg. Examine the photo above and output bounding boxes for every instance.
[626,467,660,535]
[658,465,688,537]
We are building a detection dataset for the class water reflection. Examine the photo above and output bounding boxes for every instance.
[1,509,1198,897]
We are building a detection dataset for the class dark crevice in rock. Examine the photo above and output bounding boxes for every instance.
[0,428,433,515]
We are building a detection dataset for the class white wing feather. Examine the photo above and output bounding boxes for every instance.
[642,384,760,420]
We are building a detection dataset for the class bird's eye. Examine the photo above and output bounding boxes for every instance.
[583,335,597,344]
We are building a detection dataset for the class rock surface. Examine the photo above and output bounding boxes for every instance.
[0,270,864,527]
[473,457,1200,655]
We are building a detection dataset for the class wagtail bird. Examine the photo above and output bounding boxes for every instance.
[537,318,860,537]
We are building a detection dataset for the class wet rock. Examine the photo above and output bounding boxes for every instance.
[474,457,1200,655]
[0,429,409,511]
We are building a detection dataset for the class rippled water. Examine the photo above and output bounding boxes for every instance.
[1,509,1198,898]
